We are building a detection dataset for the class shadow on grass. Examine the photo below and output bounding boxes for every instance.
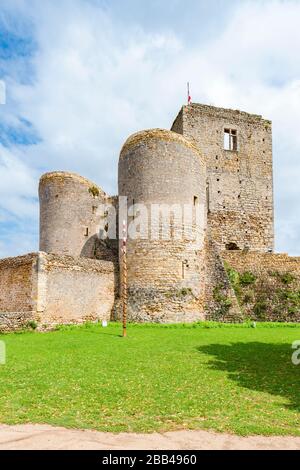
[198,342,300,412]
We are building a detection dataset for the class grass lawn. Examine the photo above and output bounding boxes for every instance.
[0,322,299,435]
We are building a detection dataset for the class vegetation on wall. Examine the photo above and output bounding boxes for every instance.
[212,284,233,320]
[88,186,100,197]
[224,262,300,322]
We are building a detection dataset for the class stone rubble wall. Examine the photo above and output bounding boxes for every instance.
[222,251,300,277]
[0,252,116,331]
[0,253,37,331]
[222,251,300,322]
[204,236,243,322]
[39,252,116,326]
[172,104,274,253]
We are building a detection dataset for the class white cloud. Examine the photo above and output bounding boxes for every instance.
[0,0,300,255]
[0,144,37,216]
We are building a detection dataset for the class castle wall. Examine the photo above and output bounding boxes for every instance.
[205,235,242,322]
[222,251,300,278]
[118,129,207,322]
[0,252,116,331]
[39,172,107,259]
[38,253,116,325]
[0,254,37,331]
[222,251,300,322]
[171,104,274,253]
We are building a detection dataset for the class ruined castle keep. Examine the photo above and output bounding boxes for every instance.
[172,104,274,253]
[1,103,300,330]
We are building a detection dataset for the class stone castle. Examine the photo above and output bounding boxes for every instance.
[1,103,300,330]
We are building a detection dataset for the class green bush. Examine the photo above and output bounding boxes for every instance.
[26,320,38,330]
[178,287,193,297]
[278,272,295,285]
[227,267,240,286]
[242,292,254,304]
[240,271,256,286]
[213,285,232,319]
[253,301,268,319]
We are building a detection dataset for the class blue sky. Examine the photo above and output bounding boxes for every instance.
[0,0,300,257]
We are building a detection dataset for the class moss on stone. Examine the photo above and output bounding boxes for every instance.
[88,186,100,197]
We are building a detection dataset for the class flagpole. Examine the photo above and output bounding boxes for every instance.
[122,219,127,338]
[187,82,192,105]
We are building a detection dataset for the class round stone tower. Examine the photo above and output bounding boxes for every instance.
[118,129,207,323]
[39,171,106,258]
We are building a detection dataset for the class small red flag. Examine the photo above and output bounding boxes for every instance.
[187,82,191,105]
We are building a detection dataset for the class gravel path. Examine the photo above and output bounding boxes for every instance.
[0,424,299,450]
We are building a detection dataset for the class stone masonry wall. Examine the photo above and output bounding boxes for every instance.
[205,235,243,322]
[222,251,300,322]
[0,254,37,331]
[0,252,116,331]
[40,253,116,325]
[171,104,274,253]
[222,251,300,278]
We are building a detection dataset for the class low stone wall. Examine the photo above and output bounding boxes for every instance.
[222,251,300,322]
[0,252,116,331]
[0,254,37,331]
[0,254,36,312]
[222,251,300,277]
[39,253,116,325]
[204,237,242,322]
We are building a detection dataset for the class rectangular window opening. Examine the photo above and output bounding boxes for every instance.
[85,227,89,237]
[224,128,238,151]
[193,196,198,206]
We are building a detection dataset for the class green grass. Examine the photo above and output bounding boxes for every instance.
[0,322,300,435]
